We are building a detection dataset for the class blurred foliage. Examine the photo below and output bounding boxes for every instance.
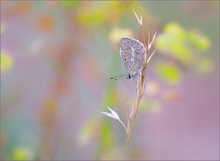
[12,147,33,160]
[140,99,161,113]
[61,0,79,8]
[109,28,132,44]
[76,1,140,29]
[78,7,107,27]
[155,61,183,85]
[98,86,119,158]
[155,22,213,85]
[188,30,211,52]
[100,120,115,151]
[1,50,13,73]
[77,118,100,146]
[156,23,193,64]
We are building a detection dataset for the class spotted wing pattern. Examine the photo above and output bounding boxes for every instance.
[120,37,145,75]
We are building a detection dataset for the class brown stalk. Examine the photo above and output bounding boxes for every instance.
[125,9,157,148]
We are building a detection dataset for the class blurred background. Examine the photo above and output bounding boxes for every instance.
[1,1,219,160]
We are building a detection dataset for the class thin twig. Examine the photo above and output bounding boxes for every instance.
[125,8,157,148]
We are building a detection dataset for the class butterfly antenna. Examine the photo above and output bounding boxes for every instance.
[110,74,127,80]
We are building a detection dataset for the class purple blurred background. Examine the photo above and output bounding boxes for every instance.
[1,1,219,160]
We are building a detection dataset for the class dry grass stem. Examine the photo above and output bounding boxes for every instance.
[125,8,157,148]
[132,7,142,26]
[101,8,157,148]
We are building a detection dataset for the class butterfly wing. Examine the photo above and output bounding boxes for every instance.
[120,37,145,75]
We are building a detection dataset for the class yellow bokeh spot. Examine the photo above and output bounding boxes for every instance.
[109,28,132,44]
[1,50,14,73]
[146,81,160,96]
[188,30,211,52]
[77,119,98,146]
[156,22,211,68]
[155,62,183,85]
[12,147,32,160]
[164,22,186,40]
[140,100,161,113]
[77,6,106,27]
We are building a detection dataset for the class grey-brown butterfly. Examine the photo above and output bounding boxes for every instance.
[111,37,145,82]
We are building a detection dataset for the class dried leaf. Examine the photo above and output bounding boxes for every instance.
[107,107,120,120]
[99,107,127,132]
[147,31,157,50]
[147,49,157,64]
[132,8,142,26]
[100,111,117,120]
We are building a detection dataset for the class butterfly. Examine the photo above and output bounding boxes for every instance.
[111,37,145,82]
